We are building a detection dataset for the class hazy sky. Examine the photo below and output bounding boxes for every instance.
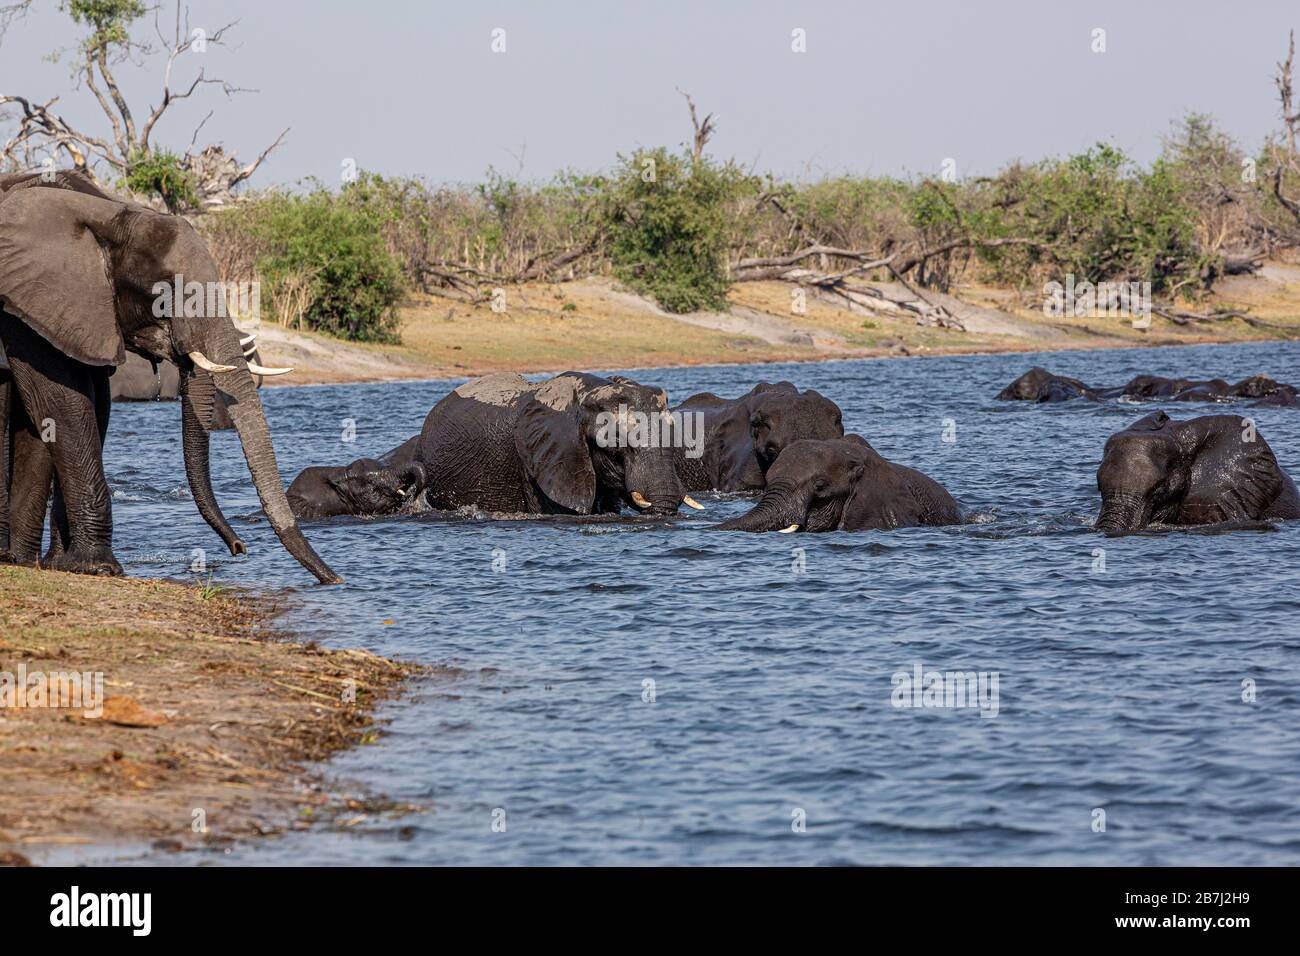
[3,0,1297,187]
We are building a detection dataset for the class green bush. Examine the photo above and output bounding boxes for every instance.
[603,148,757,313]
[122,149,197,213]
[240,188,405,342]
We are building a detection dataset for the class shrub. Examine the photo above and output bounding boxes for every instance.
[603,148,757,313]
[232,188,405,342]
[122,149,197,213]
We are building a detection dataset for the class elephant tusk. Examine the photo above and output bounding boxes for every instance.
[188,351,237,374]
[777,524,800,533]
[239,333,257,348]
[682,495,705,511]
[246,362,294,376]
[630,491,652,509]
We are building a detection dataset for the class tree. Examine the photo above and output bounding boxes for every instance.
[0,0,286,210]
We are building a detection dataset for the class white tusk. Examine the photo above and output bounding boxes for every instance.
[188,351,237,373]
[246,362,294,376]
[239,333,257,348]
[777,524,800,533]
[630,491,652,509]
[682,495,705,511]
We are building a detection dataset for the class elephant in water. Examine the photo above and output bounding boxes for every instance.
[996,367,1297,405]
[674,382,844,491]
[1095,411,1300,531]
[288,457,427,520]
[713,435,961,532]
[414,371,689,516]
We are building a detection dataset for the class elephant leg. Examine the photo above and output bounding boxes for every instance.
[5,396,54,564]
[2,324,120,576]
[44,367,108,564]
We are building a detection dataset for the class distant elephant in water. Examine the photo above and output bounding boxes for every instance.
[997,367,1297,405]
[995,367,1094,402]
[414,371,688,515]
[288,457,427,519]
[714,435,961,532]
[674,382,844,491]
[1095,411,1300,531]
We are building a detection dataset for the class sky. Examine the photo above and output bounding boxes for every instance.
[2,0,1297,188]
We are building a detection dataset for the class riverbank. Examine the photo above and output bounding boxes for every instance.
[252,267,1300,387]
[0,566,414,865]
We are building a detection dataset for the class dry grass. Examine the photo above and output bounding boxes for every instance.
[0,566,417,864]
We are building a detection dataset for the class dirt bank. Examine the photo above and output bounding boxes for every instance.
[252,268,1300,388]
[0,566,415,865]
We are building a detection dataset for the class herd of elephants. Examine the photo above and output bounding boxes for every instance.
[1,170,1299,585]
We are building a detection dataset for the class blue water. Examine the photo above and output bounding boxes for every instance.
[81,341,1300,864]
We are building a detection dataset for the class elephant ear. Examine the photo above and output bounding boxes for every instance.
[514,377,596,513]
[1185,417,1284,520]
[0,188,124,367]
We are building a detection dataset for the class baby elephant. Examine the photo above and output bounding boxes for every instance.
[1096,411,1300,531]
[288,457,427,520]
[714,435,961,532]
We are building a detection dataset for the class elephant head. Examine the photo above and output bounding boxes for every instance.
[288,458,426,520]
[995,367,1091,402]
[746,383,845,474]
[516,372,687,515]
[715,435,962,533]
[0,173,340,583]
[1095,411,1293,531]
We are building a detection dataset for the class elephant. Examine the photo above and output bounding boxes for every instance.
[1095,411,1300,531]
[713,435,962,532]
[674,381,845,492]
[0,169,338,582]
[288,457,427,520]
[413,371,690,516]
[996,367,1297,404]
[995,367,1095,402]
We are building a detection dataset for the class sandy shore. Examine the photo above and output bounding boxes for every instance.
[0,567,416,865]
[250,270,1300,388]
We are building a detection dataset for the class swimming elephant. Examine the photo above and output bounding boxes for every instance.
[674,381,844,491]
[997,367,1297,404]
[288,457,427,520]
[713,435,961,532]
[995,367,1095,402]
[414,371,689,515]
[1095,411,1300,531]
[0,169,337,582]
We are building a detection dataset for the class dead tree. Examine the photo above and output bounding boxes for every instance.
[0,1,285,209]
[1272,30,1300,226]
[677,88,716,164]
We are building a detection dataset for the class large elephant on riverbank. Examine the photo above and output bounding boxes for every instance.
[413,371,689,515]
[674,382,845,492]
[0,170,338,582]
[714,435,961,532]
[1095,411,1300,531]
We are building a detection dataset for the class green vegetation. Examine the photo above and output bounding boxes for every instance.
[192,114,1300,342]
[121,149,196,214]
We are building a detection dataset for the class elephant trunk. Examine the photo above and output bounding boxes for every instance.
[713,482,806,532]
[216,365,343,584]
[1096,493,1149,533]
[180,368,246,556]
